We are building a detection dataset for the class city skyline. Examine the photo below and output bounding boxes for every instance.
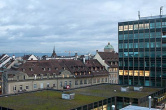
[0,0,166,53]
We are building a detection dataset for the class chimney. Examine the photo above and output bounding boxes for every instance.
[83,57,85,64]
[75,53,78,60]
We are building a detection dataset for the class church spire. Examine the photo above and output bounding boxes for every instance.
[51,46,57,58]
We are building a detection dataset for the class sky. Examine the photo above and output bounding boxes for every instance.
[0,0,166,54]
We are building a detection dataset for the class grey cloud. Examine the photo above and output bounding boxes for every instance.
[0,0,166,53]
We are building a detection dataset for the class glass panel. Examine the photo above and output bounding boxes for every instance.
[129,34,133,39]
[145,23,149,29]
[124,25,128,31]
[150,23,155,29]
[119,26,123,31]
[139,70,144,76]
[124,70,128,75]
[119,70,123,75]
[129,25,133,30]
[129,70,133,76]
[139,24,144,30]
[156,22,161,28]
[129,52,133,57]
[119,35,123,40]
[134,24,138,30]
[129,43,133,48]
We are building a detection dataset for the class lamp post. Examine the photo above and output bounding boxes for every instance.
[149,96,151,109]
[112,105,115,110]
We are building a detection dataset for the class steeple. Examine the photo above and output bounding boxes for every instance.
[51,46,57,58]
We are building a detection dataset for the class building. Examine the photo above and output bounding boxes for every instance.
[94,43,119,84]
[118,14,166,87]
[2,59,109,94]
[22,54,38,61]
[104,42,114,52]
[0,54,12,68]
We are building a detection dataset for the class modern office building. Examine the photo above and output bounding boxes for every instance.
[118,14,166,87]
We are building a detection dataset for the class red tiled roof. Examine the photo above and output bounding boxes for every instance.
[98,52,118,67]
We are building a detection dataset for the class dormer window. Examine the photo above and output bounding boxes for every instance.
[89,72,91,75]
[80,73,81,75]
[48,68,51,71]
[55,67,58,70]
[75,73,77,75]
[29,68,33,71]
[62,67,65,70]
[22,68,25,72]
[34,74,37,80]
[42,68,45,71]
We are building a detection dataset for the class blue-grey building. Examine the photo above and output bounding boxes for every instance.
[118,14,166,87]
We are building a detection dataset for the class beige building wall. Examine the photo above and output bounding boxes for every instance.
[94,52,118,84]
[7,76,108,94]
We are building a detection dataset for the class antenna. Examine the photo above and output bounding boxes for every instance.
[138,11,140,19]
[160,6,163,16]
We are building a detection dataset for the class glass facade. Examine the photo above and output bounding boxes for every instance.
[118,16,166,87]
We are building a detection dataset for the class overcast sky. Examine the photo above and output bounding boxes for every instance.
[0,0,166,54]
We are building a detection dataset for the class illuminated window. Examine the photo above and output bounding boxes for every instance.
[139,71,144,76]
[145,23,149,29]
[119,26,123,31]
[89,72,91,75]
[139,24,144,29]
[145,71,150,76]
[129,25,133,30]
[134,70,139,76]
[119,70,123,75]
[129,70,133,76]
[124,70,128,76]
[124,25,128,31]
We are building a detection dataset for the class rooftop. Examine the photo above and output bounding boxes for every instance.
[120,105,160,110]
[0,84,161,110]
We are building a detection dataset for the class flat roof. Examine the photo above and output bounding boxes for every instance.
[119,15,166,23]
[0,84,162,110]
[120,105,160,110]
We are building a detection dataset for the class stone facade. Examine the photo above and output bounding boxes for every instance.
[3,59,109,94]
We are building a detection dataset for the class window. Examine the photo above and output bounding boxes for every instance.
[119,26,123,31]
[64,81,67,87]
[60,81,63,87]
[105,78,107,82]
[80,80,83,85]
[17,76,19,81]
[88,79,92,84]
[139,24,144,29]
[33,84,37,89]
[20,85,23,90]
[13,85,16,91]
[75,80,78,85]
[134,24,138,30]
[145,23,149,29]
[47,83,49,88]
[93,78,96,83]
[26,85,29,90]
[84,79,87,84]
[124,25,128,31]
[97,78,100,83]
[101,78,104,82]
[119,70,123,75]
[69,81,72,87]
[53,84,56,87]
[129,25,133,30]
